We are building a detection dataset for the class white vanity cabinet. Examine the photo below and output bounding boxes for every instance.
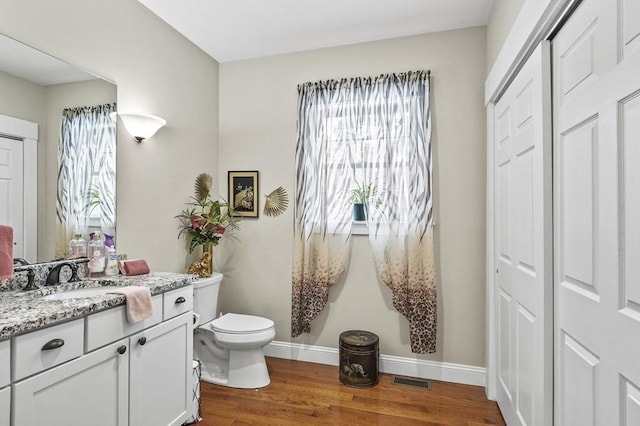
[130,312,193,426]
[1,339,10,426]
[9,285,193,426]
[12,339,129,426]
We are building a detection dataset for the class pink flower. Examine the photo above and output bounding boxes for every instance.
[212,225,226,235]
[190,215,205,229]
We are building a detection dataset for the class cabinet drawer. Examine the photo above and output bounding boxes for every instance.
[85,294,163,352]
[0,339,9,387]
[12,319,84,381]
[163,286,193,320]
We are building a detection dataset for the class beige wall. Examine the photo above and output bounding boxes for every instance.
[0,70,44,124]
[486,0,525,73]
[0,0,219,270]
[218,27,487,366]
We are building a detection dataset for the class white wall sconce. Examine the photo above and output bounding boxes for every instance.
[110,112,166,142]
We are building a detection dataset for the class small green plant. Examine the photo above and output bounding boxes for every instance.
[351,180,381,205]
[84,184,101,216]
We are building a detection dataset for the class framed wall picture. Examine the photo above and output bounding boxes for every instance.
[228,170,259,217]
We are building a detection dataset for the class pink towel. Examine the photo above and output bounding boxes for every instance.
[0,225,13,280]
[119,259,150,276]
[107,286,153,323]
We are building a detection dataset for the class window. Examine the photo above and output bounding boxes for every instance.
[295,71,431,236]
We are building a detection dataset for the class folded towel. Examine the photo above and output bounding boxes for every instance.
[0,225,14,280]
[119,259,150,276]
[107,286,153,324]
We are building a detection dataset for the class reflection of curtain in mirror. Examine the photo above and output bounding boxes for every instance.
[55,103,116,258]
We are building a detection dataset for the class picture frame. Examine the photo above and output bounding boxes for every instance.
[228,170,259,217]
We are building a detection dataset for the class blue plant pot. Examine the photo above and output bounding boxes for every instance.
[353,203,366,221]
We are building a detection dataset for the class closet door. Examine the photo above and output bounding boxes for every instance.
[494,42,553,426]
[553,0,640,424]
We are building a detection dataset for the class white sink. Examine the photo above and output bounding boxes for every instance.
[42,287,119,300]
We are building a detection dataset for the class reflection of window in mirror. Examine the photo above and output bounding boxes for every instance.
[56,103,116,258]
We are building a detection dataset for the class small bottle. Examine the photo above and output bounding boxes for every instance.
[87,231,106,277]
[104,234,115,249]
[105,247,119,276]
[68,231,87,259]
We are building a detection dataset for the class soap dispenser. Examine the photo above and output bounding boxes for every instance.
[87,231,106,277]
[68,231,87,259]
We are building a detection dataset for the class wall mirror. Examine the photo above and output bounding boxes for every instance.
[0,33,117,263]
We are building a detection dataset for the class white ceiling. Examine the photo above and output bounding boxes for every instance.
[138,0,496,63]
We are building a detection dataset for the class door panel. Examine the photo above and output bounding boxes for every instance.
[621,0,640,59]
[559,117,597,298]
[494,42,553,426]
[553,0,640,424]
[622,92,640,315]
[560,331,599,426]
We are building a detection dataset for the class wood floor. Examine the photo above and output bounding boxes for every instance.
[197,357,505,425]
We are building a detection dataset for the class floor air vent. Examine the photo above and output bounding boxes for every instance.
[392,376,432,389]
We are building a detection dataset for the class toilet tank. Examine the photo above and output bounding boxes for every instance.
[192,273,223,323]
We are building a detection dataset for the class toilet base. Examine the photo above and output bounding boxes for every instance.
[199,348,270,389]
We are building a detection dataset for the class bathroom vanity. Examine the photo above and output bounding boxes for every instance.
[0,272,194,426]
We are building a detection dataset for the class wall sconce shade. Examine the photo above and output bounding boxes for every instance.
[110,112,166,142]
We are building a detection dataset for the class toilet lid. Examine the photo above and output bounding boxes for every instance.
[211,313,274,333]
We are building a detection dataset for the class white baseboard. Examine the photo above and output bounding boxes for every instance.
[265,340,486,387]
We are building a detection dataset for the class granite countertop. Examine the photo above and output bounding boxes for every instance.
[0,272,195,340]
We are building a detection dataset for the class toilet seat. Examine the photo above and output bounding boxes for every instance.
[209,313,274,334]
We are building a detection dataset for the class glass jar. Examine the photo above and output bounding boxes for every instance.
[87,231,106,277]
[68,231,87,259]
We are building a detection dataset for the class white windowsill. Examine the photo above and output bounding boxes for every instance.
[352,221,369,235]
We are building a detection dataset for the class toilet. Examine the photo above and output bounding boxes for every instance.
[192,273,275,389]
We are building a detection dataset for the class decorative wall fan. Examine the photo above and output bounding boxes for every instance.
[194,172,212,200]
[264,186,289,217]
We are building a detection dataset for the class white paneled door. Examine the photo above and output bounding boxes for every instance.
[494,42,553,426]
[553,0,640,424]
[0,136,23,258]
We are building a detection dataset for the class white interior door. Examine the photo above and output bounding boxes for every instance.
[0,136,24,259]
[553,0,640,424]
[494,42,553,426]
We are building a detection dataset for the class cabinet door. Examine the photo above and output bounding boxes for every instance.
[13,339,129,426]
[129,312,193,426]
[0,386,9,426]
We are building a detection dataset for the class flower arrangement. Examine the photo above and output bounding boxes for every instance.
[176,173,239,253]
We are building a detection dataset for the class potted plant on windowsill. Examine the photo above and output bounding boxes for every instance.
[351,180,381,222]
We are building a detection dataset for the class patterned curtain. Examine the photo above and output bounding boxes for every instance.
[364,72,435,353]
[292,71,435,353]
[55,103,117,258]
[292,79,354,337]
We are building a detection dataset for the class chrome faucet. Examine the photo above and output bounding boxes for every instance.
[46,262,80,286]
[13,258,30,266]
